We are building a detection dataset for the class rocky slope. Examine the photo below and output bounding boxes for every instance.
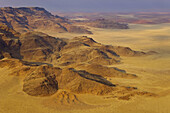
[0,7,92,34]
[0,24,22,59]
[20,32,66,61]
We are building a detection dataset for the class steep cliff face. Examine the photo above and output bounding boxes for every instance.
[0,7,92,34]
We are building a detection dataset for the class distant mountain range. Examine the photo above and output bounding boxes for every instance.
[57,12,170,24]
[77,18,129,29]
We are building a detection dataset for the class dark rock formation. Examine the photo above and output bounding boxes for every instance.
[0,24,22,59]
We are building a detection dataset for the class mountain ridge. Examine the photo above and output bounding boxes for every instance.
[0,7,92,34]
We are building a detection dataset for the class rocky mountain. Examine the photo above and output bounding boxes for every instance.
[19,32,151,65]
[0,24,156,100]
[0,7,92,34]
[0,24,154,66]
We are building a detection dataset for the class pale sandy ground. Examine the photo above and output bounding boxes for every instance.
[1,24,170,113]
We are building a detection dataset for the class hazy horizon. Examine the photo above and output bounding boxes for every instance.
[0,0,170,13]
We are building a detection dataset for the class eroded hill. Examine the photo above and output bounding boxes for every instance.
[0,58,155,99]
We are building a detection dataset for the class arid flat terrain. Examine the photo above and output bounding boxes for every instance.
[0,22,170,113]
